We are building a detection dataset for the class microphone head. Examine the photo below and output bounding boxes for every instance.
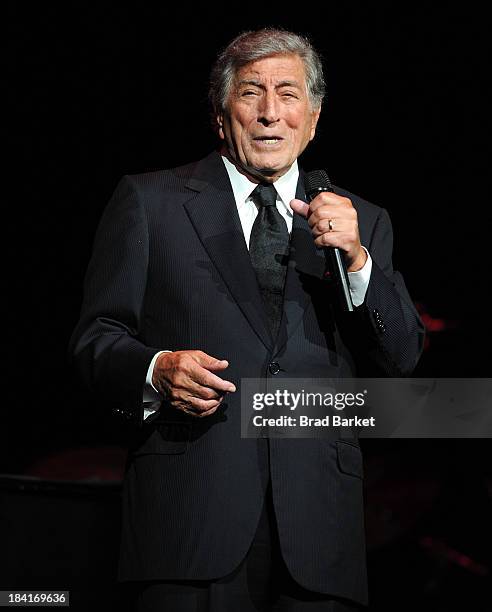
[305,170,334,200]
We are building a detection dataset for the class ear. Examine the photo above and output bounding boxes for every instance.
[216,113,225,140]
[309,106,321,141]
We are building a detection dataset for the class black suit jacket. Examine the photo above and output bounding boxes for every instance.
[69,150,424,605]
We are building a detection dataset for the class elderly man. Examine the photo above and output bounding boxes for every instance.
[70,28,424,611]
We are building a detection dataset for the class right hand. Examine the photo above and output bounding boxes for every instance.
[152,350,236,417]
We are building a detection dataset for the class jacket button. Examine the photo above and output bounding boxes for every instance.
[268,362,281,375]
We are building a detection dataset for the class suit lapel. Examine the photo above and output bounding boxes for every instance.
[183,151,274,350]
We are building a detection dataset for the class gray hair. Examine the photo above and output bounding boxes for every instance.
[209,28,325,125]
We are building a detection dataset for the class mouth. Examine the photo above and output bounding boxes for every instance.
[253,136,284,146]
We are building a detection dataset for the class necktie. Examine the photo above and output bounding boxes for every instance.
[249,183,290,340]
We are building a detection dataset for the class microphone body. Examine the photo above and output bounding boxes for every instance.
[305,170,354,312]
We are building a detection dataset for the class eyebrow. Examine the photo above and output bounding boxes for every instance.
[237,79,302,89]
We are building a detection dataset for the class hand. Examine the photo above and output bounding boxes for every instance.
[152,350,236,417]
[290,192,367,272]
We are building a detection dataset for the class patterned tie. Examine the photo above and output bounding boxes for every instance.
[249,183,290,340]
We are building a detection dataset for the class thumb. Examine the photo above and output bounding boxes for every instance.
[290,198,310,218]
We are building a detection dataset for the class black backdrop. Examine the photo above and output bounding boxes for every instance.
[3,4,491,603]
[6,4,490,465]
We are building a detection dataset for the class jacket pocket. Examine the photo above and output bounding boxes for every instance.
[336,440,364,478]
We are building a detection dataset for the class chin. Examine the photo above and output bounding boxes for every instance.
[251,157,285,173]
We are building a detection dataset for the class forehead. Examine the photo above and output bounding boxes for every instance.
[235,54,307,86]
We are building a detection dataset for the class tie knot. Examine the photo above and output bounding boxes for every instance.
[252,183,277,208]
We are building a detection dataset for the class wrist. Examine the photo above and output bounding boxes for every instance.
[347,248,367,272]
[152,351,172,390]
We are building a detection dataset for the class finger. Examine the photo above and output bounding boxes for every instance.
[190,365,236,393]
[314,232,354,249]
[186,383,224,401]
[307,206,341,228]
[192,397,224,418]
[184,405,219,418]
[167,377,225,402]
[189,405,220,418]
[190,397,222,411]
[311,217,356,237]
[193,351,230,371]
[185,396,223,414]
[308,192,350,213]
[289,198,310,218]
[206,359,230,372]
[165,371,234,404]
[197,406,219,417]
[309,208,357,229]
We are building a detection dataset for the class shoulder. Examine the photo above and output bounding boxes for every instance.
[114,150,225,210]
[107,156,213,219]
[121,159,200,197]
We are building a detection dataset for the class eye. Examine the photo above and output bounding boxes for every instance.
[242,90,259,97]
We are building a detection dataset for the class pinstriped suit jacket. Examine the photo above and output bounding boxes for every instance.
[69,150,424,605]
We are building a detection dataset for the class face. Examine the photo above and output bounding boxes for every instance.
[217,54,321,182]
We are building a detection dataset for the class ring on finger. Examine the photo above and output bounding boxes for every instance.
[328,219,334,231]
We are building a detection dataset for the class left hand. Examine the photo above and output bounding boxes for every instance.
[290,192,367,272]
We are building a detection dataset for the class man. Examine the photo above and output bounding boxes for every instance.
[70,28,424,611]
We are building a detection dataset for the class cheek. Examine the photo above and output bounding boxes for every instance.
[223,118,241,145]
[230,116,247,139]
[234,106,259,133]
[236,122,257,148]
[286,114,308,136]
[286,109,317,135]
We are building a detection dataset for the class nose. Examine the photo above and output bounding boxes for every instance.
[257,91,280,126]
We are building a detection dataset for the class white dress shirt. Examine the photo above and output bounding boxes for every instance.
[142,156,373,416]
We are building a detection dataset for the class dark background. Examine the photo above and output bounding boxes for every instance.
[3,3,491,610]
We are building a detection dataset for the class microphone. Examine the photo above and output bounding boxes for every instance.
[304,170,354,312]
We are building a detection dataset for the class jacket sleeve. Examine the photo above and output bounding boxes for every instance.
[339,207,425,376]
[68,176,160,426]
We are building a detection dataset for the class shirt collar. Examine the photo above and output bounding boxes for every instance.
[221,155,299,213]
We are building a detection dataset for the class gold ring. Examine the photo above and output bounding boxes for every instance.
[328,219,334,231]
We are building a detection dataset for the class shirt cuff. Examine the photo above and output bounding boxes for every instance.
[347,247,372,307]
[143,350,171,419]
